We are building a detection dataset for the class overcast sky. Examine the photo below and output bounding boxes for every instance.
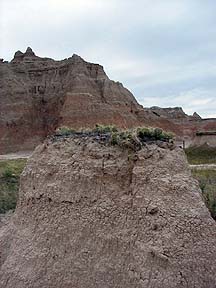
[0,0,215,118]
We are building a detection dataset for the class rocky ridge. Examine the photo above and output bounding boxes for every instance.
[0,48,216,153]
[0,135,216,287]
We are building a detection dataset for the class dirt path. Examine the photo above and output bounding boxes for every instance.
[190,164,216,170]
[0,151,33,161]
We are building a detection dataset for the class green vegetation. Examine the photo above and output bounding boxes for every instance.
[56,124,119,136]
[191,168,216,220]
[110,130,139,149]
[137,127,173,141]
[55,126,76,136]
[185,145,216,219]
[108,126,174,150]
[0,159,27,214]
[185,145,216,164]
[93,124,118,133]
[55,125,174,150]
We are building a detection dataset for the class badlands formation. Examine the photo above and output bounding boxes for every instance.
[0,48,216,288]
[0,47,216,153]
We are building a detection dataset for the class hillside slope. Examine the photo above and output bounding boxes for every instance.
[0,48,143,153]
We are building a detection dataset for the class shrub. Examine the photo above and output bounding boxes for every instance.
[137,127,174,141]
[55,127,76,136]
[110,132,120,145]
[107,126,174,149]
[53,125,174,150]
[162,131,174,141]
[153,128,163,139]
[93,124,118,134]
[137,127,154,139]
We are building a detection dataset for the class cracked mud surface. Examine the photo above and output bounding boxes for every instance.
[0,137,216,287]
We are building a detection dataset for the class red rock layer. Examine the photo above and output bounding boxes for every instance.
[0,48,215,153]
[0,49,144,153]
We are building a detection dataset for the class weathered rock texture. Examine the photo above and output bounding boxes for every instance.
[0,48,216,153]
[0,136,216,287]
[0,48,144,153]
[150,107,216,147]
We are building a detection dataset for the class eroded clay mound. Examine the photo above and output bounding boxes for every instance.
[0,136,216,287]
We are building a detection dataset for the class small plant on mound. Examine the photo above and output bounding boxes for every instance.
[93,124,118,134]
[137,127,154,139]
[110,130,137,149]
[110,132,120,145]
[137,127,174,141]
[55,127,76,136]
[53,125,174,149]
[159,130,174,141]
[109,127,173,150]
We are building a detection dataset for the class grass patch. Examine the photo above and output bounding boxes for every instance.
[0,159,27,214]
[191,168,216,220]
[185,145,216,164]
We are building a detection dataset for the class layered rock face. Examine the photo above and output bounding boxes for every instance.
[1,48,216,153]
[0,48,63,153]
[150,107,216,147]
[0,136,216,287]
[0,48,144,154]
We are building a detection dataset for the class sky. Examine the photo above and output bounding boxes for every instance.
[0,0,216,118]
